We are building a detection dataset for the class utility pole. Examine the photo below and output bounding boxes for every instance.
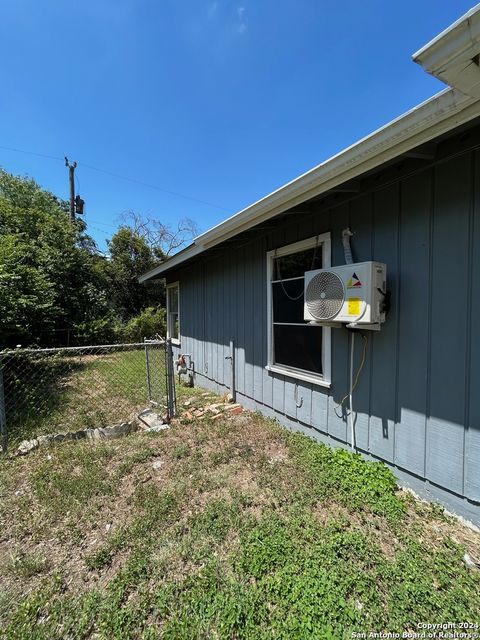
[64,157,77,222]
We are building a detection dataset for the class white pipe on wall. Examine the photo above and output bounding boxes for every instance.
[342,228,354,265]
[349,332,356,451]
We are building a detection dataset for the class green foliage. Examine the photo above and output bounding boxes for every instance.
[73,316,117,345]
[381,537,480,629]
[233,515,373,638]
[85,546,114,571]
[0,169,110,347]
[0,170,168,347]
[288,432,405,521]
[105,226,164,321]
[4,580,101,640]
[5,551,49,579]
[231,511,480,637]
[172,443,190,459]
[2,404,480,639]
[3,348,158,446]
[187,498,243,541]
[32,444,114,517]
[0,233,56,339]
[115,306,166,342]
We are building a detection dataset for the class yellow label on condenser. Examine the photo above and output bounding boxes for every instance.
[348,298,361,315]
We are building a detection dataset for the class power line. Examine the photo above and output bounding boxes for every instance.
[0,143,230,212]
[0,144,63,162]
[85,218,118,229]
[77,161,230,211]
[88,224,113,237]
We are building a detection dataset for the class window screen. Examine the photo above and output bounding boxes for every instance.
[167,284,179,341]
[271,244,323,375]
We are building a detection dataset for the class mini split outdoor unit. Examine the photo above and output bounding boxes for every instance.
[304,261,387,329]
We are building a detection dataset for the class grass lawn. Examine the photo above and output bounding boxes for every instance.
[3,347,166,447]
[0,389,479,639]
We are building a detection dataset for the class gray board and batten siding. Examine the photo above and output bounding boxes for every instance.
[168,121,480,524]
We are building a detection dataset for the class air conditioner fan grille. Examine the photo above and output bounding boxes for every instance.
[306,271,345,320]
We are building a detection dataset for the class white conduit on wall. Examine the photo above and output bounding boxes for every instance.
[342,228,354,265]
[343,227,356,449]
[349,332,356,451]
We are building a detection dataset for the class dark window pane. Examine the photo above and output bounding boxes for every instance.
[168,286,178,313]
[170,313,179,340]
[273,246,322,280]
[274,324,323,374]
[272,279,305,323]
[174,316,179,339]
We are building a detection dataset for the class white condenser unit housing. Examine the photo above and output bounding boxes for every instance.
[304,261,387,329]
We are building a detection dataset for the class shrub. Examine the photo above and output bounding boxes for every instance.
[73,316,117,345]
[116,307,166,343]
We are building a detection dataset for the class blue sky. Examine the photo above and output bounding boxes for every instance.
[0,1,475,251]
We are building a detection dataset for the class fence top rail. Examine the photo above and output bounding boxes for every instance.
[0,340,165,356]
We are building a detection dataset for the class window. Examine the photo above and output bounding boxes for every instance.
[266,234,331,386]
[167,282,180,343]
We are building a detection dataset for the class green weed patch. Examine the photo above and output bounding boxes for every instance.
[1,403,479,638]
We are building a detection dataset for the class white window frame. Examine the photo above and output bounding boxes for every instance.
[266,233,331,388]
[166,281,180,345]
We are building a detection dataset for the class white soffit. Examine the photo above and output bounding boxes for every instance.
[413,4,480,98]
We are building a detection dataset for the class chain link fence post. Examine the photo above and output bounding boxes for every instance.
[144,339,152,403]
[0,354,8,454]
[0,342,170,450]
[165,339,176,420]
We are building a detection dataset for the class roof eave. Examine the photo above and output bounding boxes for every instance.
[195,89,477,250]
[140,88,480,281]
[413,4,480,97]
[138,243,202,282]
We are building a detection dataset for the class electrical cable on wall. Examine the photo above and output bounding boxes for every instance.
[334,332,368,450]
[275,236,320,301]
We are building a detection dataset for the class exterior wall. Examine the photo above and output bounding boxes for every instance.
[170,141,480,524]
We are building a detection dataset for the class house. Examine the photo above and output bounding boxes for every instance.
[141,6,480,525]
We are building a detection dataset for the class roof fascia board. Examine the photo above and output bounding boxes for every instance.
[413,4,480,97]
[413,4,480,71]
[141,88,480,281]
[138,243,203,282]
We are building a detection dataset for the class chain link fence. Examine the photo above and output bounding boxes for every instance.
[0,340,176,453]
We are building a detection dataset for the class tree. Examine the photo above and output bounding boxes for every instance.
[120,211,199,257]
[105,226,163,320]
[105,212,199,322]
[0,169,198,346]
[0,169,110,347]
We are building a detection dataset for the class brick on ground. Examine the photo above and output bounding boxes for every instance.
[227,406,243,416]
